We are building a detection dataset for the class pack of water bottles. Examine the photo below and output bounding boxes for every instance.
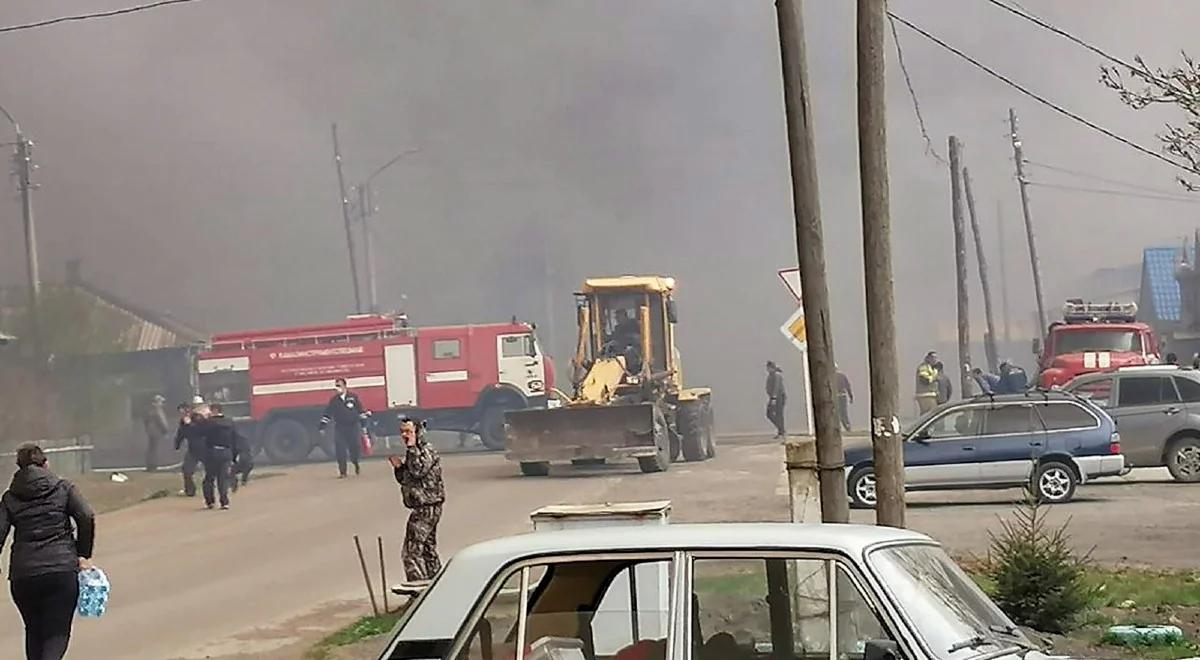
[77,567,110,618]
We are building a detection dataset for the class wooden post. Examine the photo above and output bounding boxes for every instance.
[949,137,972,395]
[378,536,389,613]
[776,0,849,523]
[963,167,999,372]
[1009,109,1048,332]
[857,0,905,528]
[354,535,380,616]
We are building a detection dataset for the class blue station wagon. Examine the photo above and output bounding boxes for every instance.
[845,392,1124,507]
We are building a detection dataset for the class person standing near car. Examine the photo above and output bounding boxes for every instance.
[834,364,853,432]
[319,378,371,478]
[0,443,96,660]
[915,351,940,414]
[934,361,953,405]
[389,417,445,581]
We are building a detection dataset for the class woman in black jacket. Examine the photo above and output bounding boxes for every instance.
[0,443,96,660]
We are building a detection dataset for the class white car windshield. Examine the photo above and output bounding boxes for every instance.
[868,544,1033,660]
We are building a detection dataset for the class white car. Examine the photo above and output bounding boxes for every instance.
[379,523,1066,660]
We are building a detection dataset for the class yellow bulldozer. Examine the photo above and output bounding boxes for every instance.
[504,275,715,476]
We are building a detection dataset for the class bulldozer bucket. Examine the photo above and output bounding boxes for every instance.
[504,403,661,463]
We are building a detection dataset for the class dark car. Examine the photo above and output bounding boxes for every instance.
[844,392,1124,507]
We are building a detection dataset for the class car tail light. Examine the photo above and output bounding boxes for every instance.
[1109,432,1121,455]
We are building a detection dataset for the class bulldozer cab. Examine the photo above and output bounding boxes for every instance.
[577,276,678,383]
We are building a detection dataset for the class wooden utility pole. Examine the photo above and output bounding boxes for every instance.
[949,137,972,394]
[963,168,998,372]
[1009,109,1048,332]
[331,123,363,314]
[997,200,1012,345]
[776,0,849,523]
[857,0,904,528]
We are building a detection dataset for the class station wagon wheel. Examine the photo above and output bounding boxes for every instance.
[848,467,877,509]
[1034,461,1077,504]
[1166,436,1200,483]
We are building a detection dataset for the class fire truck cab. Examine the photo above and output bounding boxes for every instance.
[195,314,555,463]
[1035,300,1161,388]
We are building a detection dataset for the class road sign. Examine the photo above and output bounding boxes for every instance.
[778,268,801,302]
[780,306,807,350]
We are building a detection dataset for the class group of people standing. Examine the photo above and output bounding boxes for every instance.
[173,400,252,510]
[764,360,856,437]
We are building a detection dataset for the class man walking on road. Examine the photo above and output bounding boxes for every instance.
[765,361,787,439]
[834,364,853,432]
[200,404,238,510]
[389,417,444,582]
[142,395,170,473]
[174,403,203,497]
[915,351,940,414]
[319,378,371,478]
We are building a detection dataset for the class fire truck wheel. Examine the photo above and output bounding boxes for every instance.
[678,400,707,462]
[262,418,316,464]
[478,405,511,452]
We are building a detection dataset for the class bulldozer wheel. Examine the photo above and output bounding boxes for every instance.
[638,407,671,473]
[678,400,707,462]
[519,461,550,477]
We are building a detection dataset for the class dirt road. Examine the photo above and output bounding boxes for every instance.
[2,437,1198,659]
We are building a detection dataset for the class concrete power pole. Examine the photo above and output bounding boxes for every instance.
[776,0,849,523]
[359,184,379,313]
[857,0,904,529]
[331,123,363,314]
[949,137,972,395]
[1009,109,1048,333]
[963,167,998,372]
[997,200,1012,345]
[15,135,41,344]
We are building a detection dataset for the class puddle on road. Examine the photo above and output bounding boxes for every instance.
[169,600,364,660]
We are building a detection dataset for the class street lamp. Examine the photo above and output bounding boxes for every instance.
[353,147,420,314]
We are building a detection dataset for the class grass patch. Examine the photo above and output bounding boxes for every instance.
[1089,568,1200,609]
[305,612,402,660]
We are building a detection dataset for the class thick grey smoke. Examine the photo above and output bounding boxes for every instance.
[1,1,1197,429]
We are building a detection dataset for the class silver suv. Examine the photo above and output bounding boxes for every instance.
[1066,366,1200,481]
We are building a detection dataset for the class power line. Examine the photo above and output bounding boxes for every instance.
[886,14,946,165]
[1027,181,1200,204]
[1025,160,1199,198]
[0,0,203,35]
[980,0,1136,71]
[886,11,1196,177]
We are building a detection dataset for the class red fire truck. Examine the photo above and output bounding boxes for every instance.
[194,314,555,462]
[1035,300,1161,388]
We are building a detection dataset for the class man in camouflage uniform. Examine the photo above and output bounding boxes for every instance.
[389,416,445,581]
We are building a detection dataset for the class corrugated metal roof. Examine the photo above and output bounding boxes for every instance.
[1144,246,1193,322]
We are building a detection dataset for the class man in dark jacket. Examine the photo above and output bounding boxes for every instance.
[174,403,203,497]
[765,361,787,439]
[388,417,445,581]
[200,404,239,510]
[0,443,96,660]
[934,361,953,405]
[319,378,371,478]
[142,394,170,472]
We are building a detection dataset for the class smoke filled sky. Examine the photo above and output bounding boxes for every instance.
[2,1,1198,428]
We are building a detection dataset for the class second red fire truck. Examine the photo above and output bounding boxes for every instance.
[194,314,555,462]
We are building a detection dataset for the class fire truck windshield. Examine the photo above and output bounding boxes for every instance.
[1053,329,1142,356]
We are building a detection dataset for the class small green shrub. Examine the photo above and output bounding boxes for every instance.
[984,494,1095,633]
